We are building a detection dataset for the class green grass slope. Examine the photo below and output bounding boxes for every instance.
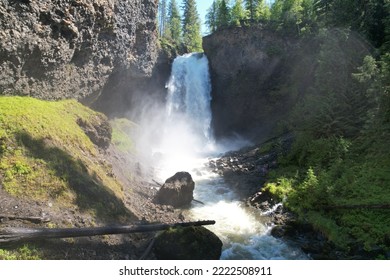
[0,96,133,221]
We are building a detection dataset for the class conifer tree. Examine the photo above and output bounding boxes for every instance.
[217,0,231,28]
[158,0,168,37]
[231,0,246,27]
[257,0,271,20]
[167,0,182,45]
[270,0,306,34]
[206,0,220,33]
[245,0,257,21]
[245,0,270,22]
[182,0,203,52]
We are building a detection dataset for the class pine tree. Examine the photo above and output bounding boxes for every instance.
[245,0,270,22]
[206,0,220,33]
[158,0,168,37]
[231,0,246,26]
[270,0,283,21]
[245,0,257,22]
[217,0,231,28]
[257,0,271,21]
[182,0,203,52]
[270,0,307,34]
[167,0,182,45]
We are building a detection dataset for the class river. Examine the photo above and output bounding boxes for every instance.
[152,53,308,260]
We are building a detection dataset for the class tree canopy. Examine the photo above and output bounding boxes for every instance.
[167,0,182,45]
[182,0,203,52]
[158,0,203,52]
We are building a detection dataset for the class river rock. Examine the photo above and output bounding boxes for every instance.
[154,172,195,208]
[154,226,223,260]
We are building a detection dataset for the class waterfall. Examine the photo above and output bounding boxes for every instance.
[153,53,214,180]
[165,53,213,145]
[155,53,308,260]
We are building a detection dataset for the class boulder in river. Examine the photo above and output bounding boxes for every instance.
[154,226,223,260]
[154,172,195,208]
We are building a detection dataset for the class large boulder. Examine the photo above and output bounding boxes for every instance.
[154,226,223,260]
[154,172,194,208]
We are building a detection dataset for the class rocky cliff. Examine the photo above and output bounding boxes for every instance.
[203,26,301,142]
[0,0,158,101]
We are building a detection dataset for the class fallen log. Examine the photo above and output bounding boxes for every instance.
[192,199,205,205]
[152,179,163,187]
[0,220,215,244]
[139,236,156,260]
[0,214,50,224]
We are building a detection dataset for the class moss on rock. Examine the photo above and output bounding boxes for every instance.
[154,226,223,260]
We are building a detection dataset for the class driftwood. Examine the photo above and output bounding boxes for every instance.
[0,220,215,244]
[0,214,50,224]
[139,236,156,260]
[323,204,390,210]
[152,179,163,187]
[192,199,205,205]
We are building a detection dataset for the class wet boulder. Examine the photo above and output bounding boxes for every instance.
[154,226,223,260]
[154,172,195,208]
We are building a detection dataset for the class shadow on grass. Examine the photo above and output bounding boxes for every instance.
[17,132,137,223]
[1,234,153,260]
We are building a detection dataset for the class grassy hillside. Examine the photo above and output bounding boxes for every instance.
[0,96,133,221]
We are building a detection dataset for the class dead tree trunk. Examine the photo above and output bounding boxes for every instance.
[0,220,215,244]
[0,214,50,224]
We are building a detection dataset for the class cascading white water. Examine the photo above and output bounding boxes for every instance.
[158,52,308,260]
[154,53,214,180]
[166,53,212,142]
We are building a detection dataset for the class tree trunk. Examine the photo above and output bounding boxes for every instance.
[0,214,50,224]
[0,220,215,243]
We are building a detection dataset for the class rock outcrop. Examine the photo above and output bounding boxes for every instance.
[77,115,112,149]
[203,26,299,141]
[154,226,223,260]
[0,0,158,101]
[154,172,195,208]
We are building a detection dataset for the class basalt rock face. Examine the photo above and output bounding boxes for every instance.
[203,26,299,142]
[0,0,158,101]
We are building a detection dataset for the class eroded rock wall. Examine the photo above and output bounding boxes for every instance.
[203,26,299,141]
[0,0,158,101]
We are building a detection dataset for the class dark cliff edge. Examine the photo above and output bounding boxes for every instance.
[0,0,159,104]
[203,26,303,142]
[92,42,175,117]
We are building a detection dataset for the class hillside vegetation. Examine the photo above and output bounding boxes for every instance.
[0,96,134,221]
[244,1,390,258]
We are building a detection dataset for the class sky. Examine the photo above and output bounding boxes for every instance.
[182,0,213,35]
[195,0,212,33]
